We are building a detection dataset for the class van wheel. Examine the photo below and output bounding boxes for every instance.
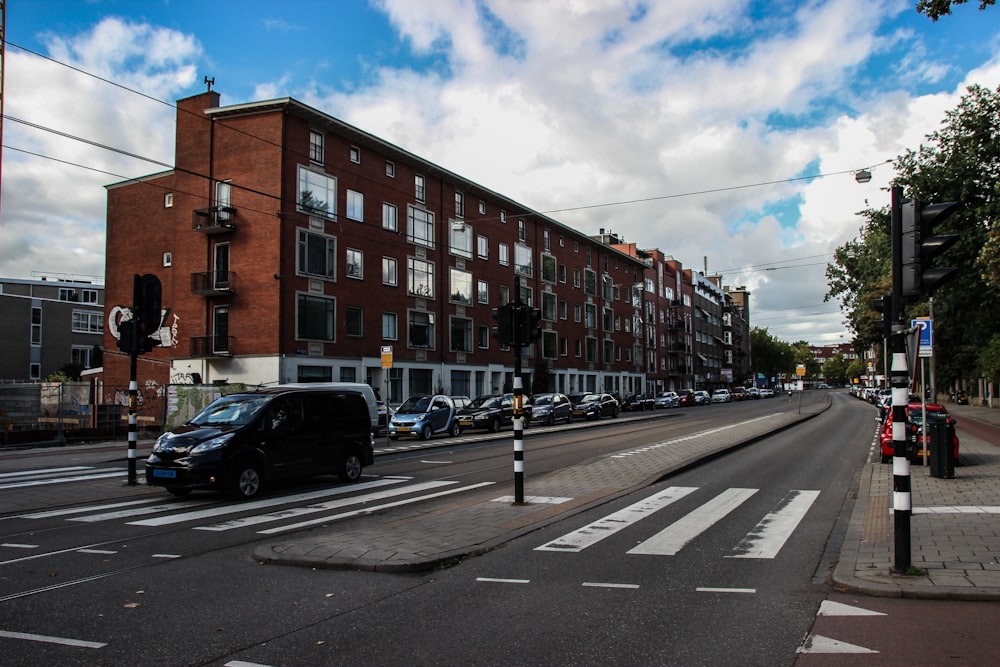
[232,462,263,500]
[449,421,461,437]
[167,487,191,497]
[338,452,363,482]
[420,424,433,441]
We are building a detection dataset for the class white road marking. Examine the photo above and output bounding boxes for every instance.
[196,481,459,531]
[0,471,128,490]
[1,543,39,549]
[628,488,757,556]
[797,634,878,654]
[225,661,276,667]
[696,587,756,594]
[152,554,182,559]
[476,577,530,584]
[913,506,1000,514]
[535,486,699,552]
[0,629,106,649]
[18,498,167,519]
[0,466,93,478]
[493,495,572,504]
[582,582,640,589]
[70,500,205,522]
[257,482,495,534]
[127,478,411,527]
[612,415,780,458]
[728,490,820,559]
[77,549,117,555]
[818,600,886,616]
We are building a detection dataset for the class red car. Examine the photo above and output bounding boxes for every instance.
[879,403,959,464]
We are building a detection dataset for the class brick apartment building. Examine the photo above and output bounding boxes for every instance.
[105,90,708,403]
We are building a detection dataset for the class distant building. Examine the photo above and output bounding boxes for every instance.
[0,276,104,381]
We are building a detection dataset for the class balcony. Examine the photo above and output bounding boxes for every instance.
[191,271,236,296]
[189,335,234,357]
[192,206,237,234]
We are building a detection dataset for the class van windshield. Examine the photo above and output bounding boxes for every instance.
[190,395,271,427]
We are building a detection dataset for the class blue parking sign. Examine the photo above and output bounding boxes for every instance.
[912,318,932,357]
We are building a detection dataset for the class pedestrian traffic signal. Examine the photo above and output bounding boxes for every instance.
[901,198,960,301]
[492,304,514,346]
[518,306,542,347]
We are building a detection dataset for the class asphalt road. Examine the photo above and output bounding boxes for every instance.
[5,393,987,665]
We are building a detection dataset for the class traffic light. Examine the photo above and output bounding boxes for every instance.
[872,294,892,339]
[116,319,138,354]
[901,198,960,301]
[492,304,514,346]
[117,274,163,355]
[518,306,542,347]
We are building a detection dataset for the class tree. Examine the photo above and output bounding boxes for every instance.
[750,327,797,384]
[917,0,995,21]
[827,84,1000,389]
[822,354,848,386]
[980,334,1000,384]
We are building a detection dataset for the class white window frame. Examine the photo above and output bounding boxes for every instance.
[346,248,363,280]
[382,256,398,286]
[297,166,337,218]
[382,202,398,231]
[407,205,435,249]
[297,229,337,279]
[449,268,473,306]
[346,190,364,222]
[407,257,435,298]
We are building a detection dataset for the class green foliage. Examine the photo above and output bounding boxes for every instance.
[827,84,1000,387]
[750,327,797,380]
[822,354,848,385]
[980,334,1000,384]
[916,0,995,21]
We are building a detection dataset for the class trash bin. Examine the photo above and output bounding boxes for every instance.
[928,413,955,479]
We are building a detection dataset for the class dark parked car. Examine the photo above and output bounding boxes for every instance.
[621,393,655,411]
[571,393,619,420]
[530,392,574,425]
[456,393,531,432]
[145,383,377,499]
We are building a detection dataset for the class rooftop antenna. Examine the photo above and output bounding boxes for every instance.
[204,76,215,92]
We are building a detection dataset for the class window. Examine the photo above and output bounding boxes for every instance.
[382,202,397,231]
[541,254,556,282]
[162,252,172,268]
[341,367,358,383]
[573,304,581,322]
[214,242,230,290]
[559,300,567,320]
[573,269,581,288]
[499,243,510,266]
[543,229,551,251]
[216,180,232,222]
[349,145,360,163]
[407,205,435,248]
[514,244,532,276]
[585,303,597,329]
[560,337,568,356]
[58,288,77,302]
[345,306,363,337]
[559,263,567,283]
[518,218,526,241]
[297,230,336,278]
[347,190,364,221]
[71,346,94,368]
[479,200,486,215]
[346,248,363,279]
[499,285,510,304]
[386,160,395,178]
[542,292,557,321]
[298,294,335,341]
[164,193,173,208]
[455,191,464,218]
[213,305,230,353]
[407,257,434,298]
[603,308,614,331]
[310,130,324,163]
[603,275,614,300]
[415,174,426,203]
[409,311,435,348]
[298,166,336,218]
[31,307,41,345]
[477,279,488,304]
[478,325,490,349]
[382,312,397,340]
[542,331,558,359]
[450,222,472,259]
[382,257,398,286]
[450,317,473,352]
[586,337,598,362]
[72,311,104,334]
[584,268,597,296]
[477,235,488,259]
[450,268,473,305]
[604,340,615,363]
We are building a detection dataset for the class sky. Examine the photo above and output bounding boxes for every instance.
[2,0,999,346]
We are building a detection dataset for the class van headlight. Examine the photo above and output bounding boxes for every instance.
[191,432,235,454]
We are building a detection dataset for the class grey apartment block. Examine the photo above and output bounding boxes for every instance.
[0,277,105,381]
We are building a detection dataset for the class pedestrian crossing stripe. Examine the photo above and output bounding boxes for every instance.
[537,486,821,560]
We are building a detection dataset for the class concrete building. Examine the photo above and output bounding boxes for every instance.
[0,276,104,381]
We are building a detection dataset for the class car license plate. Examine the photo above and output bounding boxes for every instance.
[573,410,583,416]
[397,427,410,432]
[152,469,177,479]
[459,420,473,427]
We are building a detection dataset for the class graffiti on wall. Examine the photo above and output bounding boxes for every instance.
[108,306,176,348]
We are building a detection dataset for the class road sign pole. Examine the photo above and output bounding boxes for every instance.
[890,184,912,573]
[512,275,525,504]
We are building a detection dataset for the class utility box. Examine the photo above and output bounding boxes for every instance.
[928,413,955,479]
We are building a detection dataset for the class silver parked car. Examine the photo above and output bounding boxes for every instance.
[654,391,679,408]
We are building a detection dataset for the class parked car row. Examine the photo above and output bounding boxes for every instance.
[876,399,960,464]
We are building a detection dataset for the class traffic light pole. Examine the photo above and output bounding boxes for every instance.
[127,349,139,486]
[890,184,912,572]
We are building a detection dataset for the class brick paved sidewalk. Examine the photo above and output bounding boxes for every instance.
[832,403,1000,600]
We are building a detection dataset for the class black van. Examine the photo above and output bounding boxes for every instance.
[145,384,376,499]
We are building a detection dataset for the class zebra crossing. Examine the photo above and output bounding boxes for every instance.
[10,476,496,537]
[536,485,820,560]
[0,466,130,490]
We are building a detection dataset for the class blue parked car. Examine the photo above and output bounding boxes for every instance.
[388,394,461,440]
